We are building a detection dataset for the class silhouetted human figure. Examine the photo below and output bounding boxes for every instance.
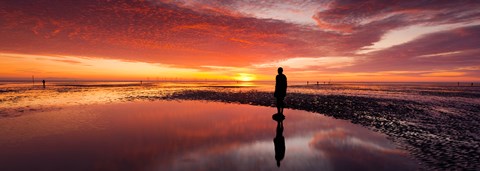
[42,80,45,89]
[458,82,460,86]
[472,83,474,87]
[316,81,319,85]
[307,81,309,85]
[274,67,287,114]
[272,113,285,167]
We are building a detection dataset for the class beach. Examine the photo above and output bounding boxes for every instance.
[0,81,479,170]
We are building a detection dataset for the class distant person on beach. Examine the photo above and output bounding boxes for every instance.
[42,80,45,89]
[274,67,287,114]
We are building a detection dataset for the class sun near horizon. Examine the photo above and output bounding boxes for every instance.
[234,73,256,82]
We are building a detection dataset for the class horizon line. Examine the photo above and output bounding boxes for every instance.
[0,79,477,84]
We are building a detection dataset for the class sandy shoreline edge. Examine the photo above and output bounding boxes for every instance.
[130,89,480,170]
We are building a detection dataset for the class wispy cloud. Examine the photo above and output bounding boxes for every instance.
[421,72,465,77]
[254,57,356,69]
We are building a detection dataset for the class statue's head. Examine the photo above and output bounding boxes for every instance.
[277,67,283,74]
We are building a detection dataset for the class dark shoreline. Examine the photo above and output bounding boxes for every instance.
[141,89,480,170]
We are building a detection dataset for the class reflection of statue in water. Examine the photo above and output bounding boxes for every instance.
[272,113,285,167]
[274,67,287,114]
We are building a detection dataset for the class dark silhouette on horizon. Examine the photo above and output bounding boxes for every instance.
[274,67,287,114]
[42,80,45,89]
[272,113,285,167]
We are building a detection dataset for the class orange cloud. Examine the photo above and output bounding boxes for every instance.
[421,72,465,77]
[0,0,479,81]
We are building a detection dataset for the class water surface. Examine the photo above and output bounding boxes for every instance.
[0,100,418,171]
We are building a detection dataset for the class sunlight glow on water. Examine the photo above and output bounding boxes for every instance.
[1,81,478,117]
[0,81,476,122]
[0,100,418,171]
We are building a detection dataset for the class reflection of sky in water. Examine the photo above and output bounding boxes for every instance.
[0,100,418,171]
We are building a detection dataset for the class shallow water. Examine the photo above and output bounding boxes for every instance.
[1,81,478,116]
[0,100,418,171]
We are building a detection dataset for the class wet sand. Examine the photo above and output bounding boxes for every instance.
[0,100,418,171]
[157,89,480,170]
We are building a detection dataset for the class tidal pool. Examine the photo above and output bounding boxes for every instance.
[0,100,418,171]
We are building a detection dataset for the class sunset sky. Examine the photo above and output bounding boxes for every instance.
[1,0,479,82]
